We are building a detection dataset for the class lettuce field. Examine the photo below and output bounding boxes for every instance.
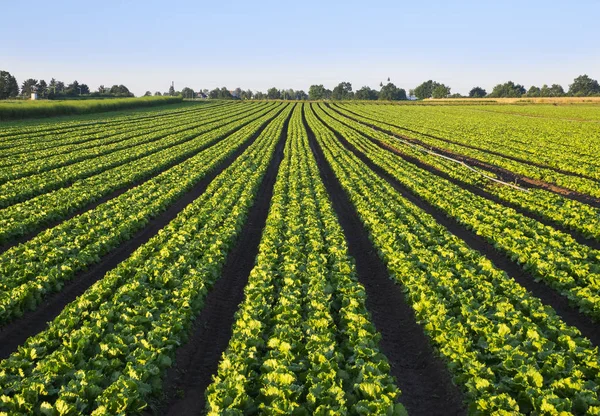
[0,100,599,415]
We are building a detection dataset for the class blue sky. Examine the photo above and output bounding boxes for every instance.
[2,0,599,96]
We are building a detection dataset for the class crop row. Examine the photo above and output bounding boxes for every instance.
[333,104,600,198]
[0,102,273,208]
[315,104,600,321]
[0,100,216,145]
[0,104,294,416]
[206,105,404,415]
[306,103,600,415]
[338,103,600,180]
[0,102,226,159]
[0,101,234,170]
[0,103,285,326]
[0,103,281,245]
[319,104,600,243]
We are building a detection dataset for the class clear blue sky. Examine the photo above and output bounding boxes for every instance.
[3,0,599,96]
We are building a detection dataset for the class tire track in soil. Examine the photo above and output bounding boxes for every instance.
[319,106,600,250]
[317,109,600,347]
[0,103,280,256]
[304,106,467,416]
[331,103,600,183]
[0,105,287,361]
[327,104,600,209]
[148,107,293,416]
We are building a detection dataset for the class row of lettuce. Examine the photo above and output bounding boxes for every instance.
[304,103,600,415]
[0,104,295,414]
[0,103,284,324]
[322,104,600,243]
[315,104,600,321]
[0,96,184,121]
[0,102,227,181]
[333,103,600,198]
[206,105,404,415]
[0,102,266,208]
[0,103,278,246]
[0,101,598,414]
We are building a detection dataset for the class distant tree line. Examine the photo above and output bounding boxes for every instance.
[177,75,600,102]
[0,69,134,99]
[3,69,600,101]
[308,79,407,101]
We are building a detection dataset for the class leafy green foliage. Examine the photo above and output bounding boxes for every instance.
[306,103,600,415]
[0,104,294,415]
[206,104,404,415]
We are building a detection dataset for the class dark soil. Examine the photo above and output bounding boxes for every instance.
[325,114,600,251]
[331,103,600,183]
[304,106,467,416]
[318,110,600,347]
[0,103,279,255]
[0,106,285,360]
[327,104,600,209]
[149,108,292,416]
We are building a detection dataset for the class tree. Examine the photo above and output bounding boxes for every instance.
[65,80,80,96]
[80,84,90,95]
[154,91,162,96]
[280,89,294,100]
[432,84,451,98]
[488,81,526,98]
[527,86,541,97]
[308,84,327,100]
[355,86,379,100]
[241,89,253,100]
[413,80,443,99]
[109,84,133,96]
[168,84,175,96]
[294,90,308,100]
[379,83,407,101]
[254,91,266,100]
[568,75,599,96]
[208,87,233,99]
[21,79,38,98]
[181,87,195,99]
[0,70,19,99]
[469,87,487,98]
[549,84,565,97]
[539,84,564,97]
[37,80,48,98]
[267,87,281,99]
[143,91,152,97]
[331,82,353,100]
[232,87,242,99]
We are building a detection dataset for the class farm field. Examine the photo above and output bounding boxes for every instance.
[0,101,599,415]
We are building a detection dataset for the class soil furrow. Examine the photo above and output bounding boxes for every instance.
[320,112,600,347]
[327,116,600,250]
[332,103,600,183]
[304,106,467,416]
[327,104,600,208]
[0,108,284,360]
[151,107,292,416]
[0,105,278,255]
